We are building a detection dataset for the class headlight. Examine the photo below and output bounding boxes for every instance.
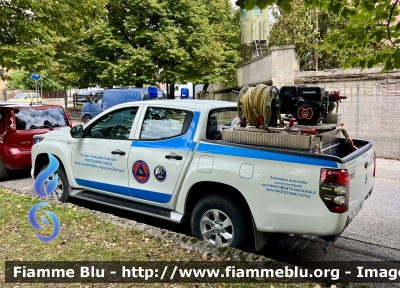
[33,135,44,143]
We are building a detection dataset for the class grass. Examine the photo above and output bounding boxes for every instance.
[0,189,319,288]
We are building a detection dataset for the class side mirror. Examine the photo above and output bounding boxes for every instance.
[70,125,83,138]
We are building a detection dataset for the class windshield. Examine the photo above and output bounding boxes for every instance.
[13,94,26,99]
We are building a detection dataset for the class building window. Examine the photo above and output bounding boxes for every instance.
[253,6,263,14]
[240,7,247,18]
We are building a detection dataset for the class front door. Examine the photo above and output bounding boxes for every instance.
[128,106,199,204]
[71,106,141,197]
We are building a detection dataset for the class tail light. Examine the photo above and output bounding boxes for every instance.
[320,168,349,213]
[373,152,376,178]
[8,110,16,132]
[63,108,73,127]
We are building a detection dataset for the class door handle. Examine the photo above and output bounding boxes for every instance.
[111,149,126,155]
[165,154,183,160]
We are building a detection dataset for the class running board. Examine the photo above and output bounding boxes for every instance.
[70,190,185,223]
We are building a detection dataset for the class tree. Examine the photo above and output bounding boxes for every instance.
[0,0,107,74]
[268,0,355,71]
[57,0,241,94]
[5,70,64,91]
[236,0,400,71]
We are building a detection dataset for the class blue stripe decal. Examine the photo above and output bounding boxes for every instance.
[196,142,338,168]
[76,178,131,197]
[129,188,172,203]
[131,111,200,151]
[75,178,172,203]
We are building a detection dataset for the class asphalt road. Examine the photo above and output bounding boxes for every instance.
[2,126,399,286]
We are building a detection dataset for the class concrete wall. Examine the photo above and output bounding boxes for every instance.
[236,45,299,88]
[295,68,400,160]
[42,98,65,105]
[211,45,299,103]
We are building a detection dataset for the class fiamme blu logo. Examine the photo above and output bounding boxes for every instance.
[28,153,61,242]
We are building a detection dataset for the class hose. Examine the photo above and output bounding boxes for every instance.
[238,84,279,128]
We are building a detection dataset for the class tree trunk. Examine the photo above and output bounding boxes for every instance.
[168,83,175,100]
[135,83,144,88]
[202,83,209,92]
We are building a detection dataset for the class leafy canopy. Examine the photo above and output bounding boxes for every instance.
[57,0,241,88]
[0,0,107,73]
[237,0,400,71]
[268,0,372,71]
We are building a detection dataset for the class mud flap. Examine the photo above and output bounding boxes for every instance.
[319,234,340,253]
[252,215,268,251]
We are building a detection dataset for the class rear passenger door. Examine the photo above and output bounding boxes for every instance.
[127,106,199,205]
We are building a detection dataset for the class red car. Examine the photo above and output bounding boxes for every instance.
[0,103,72,180]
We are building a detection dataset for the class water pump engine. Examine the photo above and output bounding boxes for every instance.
[279,86,345,125]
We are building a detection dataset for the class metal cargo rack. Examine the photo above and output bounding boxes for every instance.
[221,125,342,154]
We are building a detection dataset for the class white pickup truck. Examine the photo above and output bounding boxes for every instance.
[31,100,375,251]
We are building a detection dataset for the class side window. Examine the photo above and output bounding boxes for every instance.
[86,107,138,139]
[92,93,103,103]
[24,94,31,99]
[140,107,193,140]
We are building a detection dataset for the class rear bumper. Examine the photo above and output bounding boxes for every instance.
[254,187,373,237]
[1,147,31,170]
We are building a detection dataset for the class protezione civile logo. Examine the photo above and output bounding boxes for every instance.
[28,153,61,242]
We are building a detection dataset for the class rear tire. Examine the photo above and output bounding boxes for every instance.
[0,161,10,181]
[83,115,92,124]
[39,165,70,202]
[190,194,251,249]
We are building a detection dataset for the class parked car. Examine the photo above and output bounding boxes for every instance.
[80,88,165,123]
[74,89,104,103]
[10,93,42,104]
[0,103,72,180]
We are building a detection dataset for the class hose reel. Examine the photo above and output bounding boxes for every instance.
[263,85,281,127]
[237,84,281,128]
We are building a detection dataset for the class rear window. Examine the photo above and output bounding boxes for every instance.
[206,107,238,140]
[15,107,70,130]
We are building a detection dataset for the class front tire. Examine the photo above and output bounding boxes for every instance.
[83,115,92,124]
[39,165,70,202]
[190,194,251,249]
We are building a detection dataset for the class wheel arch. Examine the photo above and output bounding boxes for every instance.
[33,152,67,178]
[184,181,252,218]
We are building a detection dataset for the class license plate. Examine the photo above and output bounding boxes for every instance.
[349,202,363,221]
